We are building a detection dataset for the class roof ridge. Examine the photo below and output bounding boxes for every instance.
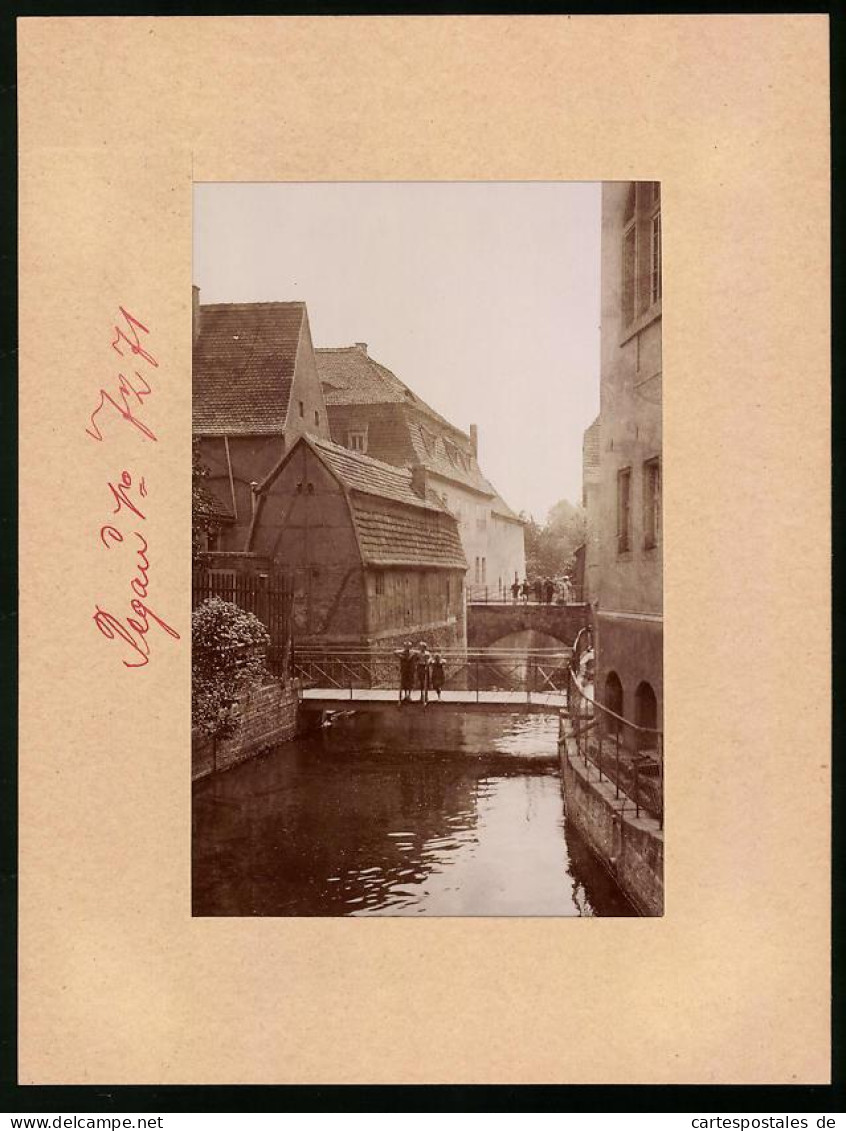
[199,300,307,310]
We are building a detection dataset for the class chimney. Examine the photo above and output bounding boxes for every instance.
[192,285,201,344]
[411,463,428,499]
[354,342,368,355]
[469,423,478,457]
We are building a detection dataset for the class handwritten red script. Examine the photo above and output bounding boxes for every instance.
[87,310,180,667]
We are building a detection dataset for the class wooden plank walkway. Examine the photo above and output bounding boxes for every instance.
[300,687,567,714]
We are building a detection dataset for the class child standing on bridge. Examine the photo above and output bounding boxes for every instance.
[416,642,432,705]
[430,652,445,701]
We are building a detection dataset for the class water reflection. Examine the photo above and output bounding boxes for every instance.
[192,709,636,917]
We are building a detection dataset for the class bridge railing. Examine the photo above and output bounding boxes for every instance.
[565,667,664,828]
[467,584,582,606]
[292,647,573,700]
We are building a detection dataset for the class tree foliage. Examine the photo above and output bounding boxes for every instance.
[192,597,271,738]
[192,439,221,565]
[521,498,587,579]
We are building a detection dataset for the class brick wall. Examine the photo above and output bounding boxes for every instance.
[192,679,300,780]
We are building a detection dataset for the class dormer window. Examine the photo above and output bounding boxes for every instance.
[347,429,368,453]
[419,425,437,456]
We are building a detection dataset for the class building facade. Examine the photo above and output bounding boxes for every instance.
[316,344,525,600]
[585,181,662,731]
[581,415,601,604]
[192,291,332,550]
[245,434,467,652]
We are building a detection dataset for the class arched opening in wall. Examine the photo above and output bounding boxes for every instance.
[603,671,624,736]
[634,681,658,748]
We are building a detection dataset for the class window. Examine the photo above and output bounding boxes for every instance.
[347,429,367,453]
[374,571,384,596]
[621,181,661,326]
[481,557,487,583]
[474,556,480,584]
[651,207,662,305]
[419,425,437,456]
[643,457,661,549]
[444,439,470,471]
[622,225,637,326]
[617,467,632,553]
[476,505,488,531]
[298,400,304,418]
[314,410,320,428]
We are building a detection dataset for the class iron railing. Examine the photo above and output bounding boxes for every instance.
[192,570,294,678]
[565,667,663,828]
[292,647,572,703]
[467,584,580,606]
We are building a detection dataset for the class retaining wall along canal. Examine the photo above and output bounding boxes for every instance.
[192,679,300,780]
[558,713,664,916]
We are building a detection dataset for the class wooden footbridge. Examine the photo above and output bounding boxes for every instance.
[294,648,572,716]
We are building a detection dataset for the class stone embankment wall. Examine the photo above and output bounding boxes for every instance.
[192,680,300,781]
[559,714,664,916]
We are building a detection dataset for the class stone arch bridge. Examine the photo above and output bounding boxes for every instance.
[467,601,589,651]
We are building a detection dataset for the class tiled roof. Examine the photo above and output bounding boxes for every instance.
[351,504,467,570]
[305,436,466,569]
[317,346,495,495]
[193,302,305,435]
[405,416,495,495]
[317,346,413,407]
[309,436,445,512]
[583,416,601,474]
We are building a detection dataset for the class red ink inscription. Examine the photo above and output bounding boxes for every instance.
[89,311,180,668]
[86,308,158,443]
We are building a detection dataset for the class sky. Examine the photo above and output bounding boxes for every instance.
[194,182,601,521]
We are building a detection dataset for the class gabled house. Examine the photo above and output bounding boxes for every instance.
[245,434,468,652]
[317,343,526,598]
[192,291,331,550]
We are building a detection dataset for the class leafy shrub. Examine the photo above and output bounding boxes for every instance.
[192,597,271,738]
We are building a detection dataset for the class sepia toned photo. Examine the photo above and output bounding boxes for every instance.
[191,181,663,918]
[17,11,830,1089]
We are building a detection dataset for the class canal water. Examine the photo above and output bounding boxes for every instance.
[192,707,636,917]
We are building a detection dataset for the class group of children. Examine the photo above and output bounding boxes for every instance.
[395,641,446,706]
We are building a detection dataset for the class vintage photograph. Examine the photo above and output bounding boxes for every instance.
[191,181,663,917]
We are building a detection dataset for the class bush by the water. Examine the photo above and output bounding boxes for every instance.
[192,597,271,738]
